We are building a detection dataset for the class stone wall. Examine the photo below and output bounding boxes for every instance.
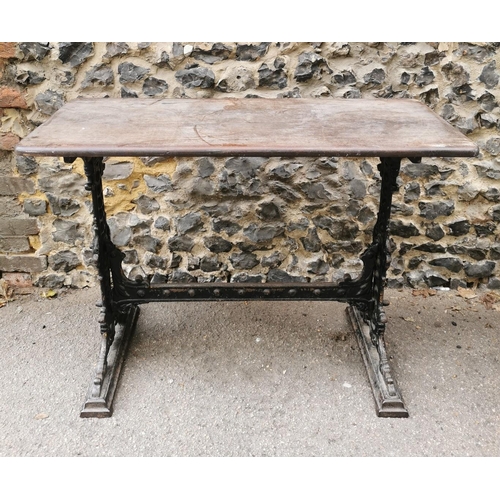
[1,42,499,292]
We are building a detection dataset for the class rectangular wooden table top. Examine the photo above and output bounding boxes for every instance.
[16,97,478,159]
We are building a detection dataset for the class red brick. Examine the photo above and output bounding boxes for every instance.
[2,272,34,295]
[0,87,28,108]
[2,271,32,285]
[0,132,20,150]
[0,43,16,59]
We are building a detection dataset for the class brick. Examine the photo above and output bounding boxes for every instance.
[0,43,16,59]
[0,236,31,252]
[0,196,22,216]
[0,176,35,195]
[0,87,27,108]
[1,272,33,295]
[0,218,39,236]
[0,132,20,151]
[0,255,47,272]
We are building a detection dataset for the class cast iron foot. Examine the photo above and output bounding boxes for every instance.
[80,305,140,418]
[346,305,409,418]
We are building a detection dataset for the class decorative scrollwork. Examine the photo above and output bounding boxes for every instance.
[366,157,401,388]
[84,157,119,396]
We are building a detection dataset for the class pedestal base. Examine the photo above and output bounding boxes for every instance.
[80,305,140,418]
[347,305,409,418]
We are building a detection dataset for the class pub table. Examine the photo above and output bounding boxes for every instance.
[16,97,478,418]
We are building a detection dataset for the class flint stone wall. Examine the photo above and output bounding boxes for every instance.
[1,42,499,291]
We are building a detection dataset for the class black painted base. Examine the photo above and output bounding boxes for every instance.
[80,305,140,418]
[346,305,409,418]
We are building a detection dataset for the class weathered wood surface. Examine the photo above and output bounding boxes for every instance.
[16,97,478,158]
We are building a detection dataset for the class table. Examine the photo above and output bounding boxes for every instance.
[16,98,478,418]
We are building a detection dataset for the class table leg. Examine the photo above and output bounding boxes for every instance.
[346,157,409,417]
[79,157,140,417]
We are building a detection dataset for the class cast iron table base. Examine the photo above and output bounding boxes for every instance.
[79,155,408,418]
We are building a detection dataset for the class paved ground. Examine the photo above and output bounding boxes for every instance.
[0,285,499,457]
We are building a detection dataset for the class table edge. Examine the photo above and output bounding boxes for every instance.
[15,145,479,158]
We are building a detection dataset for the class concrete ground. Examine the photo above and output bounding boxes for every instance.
[0,284,499,457]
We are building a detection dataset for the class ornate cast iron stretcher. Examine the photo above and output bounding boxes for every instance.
[16,98,478,418]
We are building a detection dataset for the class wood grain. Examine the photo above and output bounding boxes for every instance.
[16,97,478,158]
